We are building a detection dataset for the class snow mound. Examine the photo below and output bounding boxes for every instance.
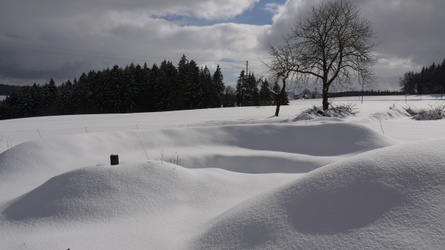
[1,160,299,223]
[294,112,315,121]
[0,123,395,197]
[368,106,411,120]
[192,139,445,249]
[0,160,299,249]
[295,104,357,120]
[2,161,256,222]
[2,161,189,221]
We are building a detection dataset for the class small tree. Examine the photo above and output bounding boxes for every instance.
[266,38,297,116]
[272,82,289,107]
[259,79,273,106]
[211,65,225,107]
[267,0,376,110]
[236,70,246,107]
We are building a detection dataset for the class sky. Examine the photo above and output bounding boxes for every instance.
[0,0,444,91]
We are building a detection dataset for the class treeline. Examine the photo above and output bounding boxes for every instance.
[0,55,229,119]
[400,59,445,94]
[330,90,403,97]
[0,55,289,120]
[0,84,24,96]
[235,70,289,107]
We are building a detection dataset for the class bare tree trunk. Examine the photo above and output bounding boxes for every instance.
[322,91,329,110]
[275,78,287,116]
[275,102,281,116]
[322,82,330,110]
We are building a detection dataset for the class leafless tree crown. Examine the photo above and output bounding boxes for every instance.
[267,0,376,110]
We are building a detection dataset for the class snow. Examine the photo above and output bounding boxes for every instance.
[193,140,445,249]
[1,95,445,249]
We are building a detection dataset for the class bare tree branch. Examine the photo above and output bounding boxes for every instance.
[266,0,376,110]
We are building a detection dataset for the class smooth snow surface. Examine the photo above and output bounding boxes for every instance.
[1,95,445,249]
[193,140,445,249]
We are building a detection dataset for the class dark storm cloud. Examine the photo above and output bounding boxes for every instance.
[0,0,260,85]
[0,0,443,90]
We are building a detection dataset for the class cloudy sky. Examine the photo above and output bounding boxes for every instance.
[1,0,444,91]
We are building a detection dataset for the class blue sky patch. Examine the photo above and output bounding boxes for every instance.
[152,0,286,26]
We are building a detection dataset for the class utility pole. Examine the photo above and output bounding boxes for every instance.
[246,60,249,75]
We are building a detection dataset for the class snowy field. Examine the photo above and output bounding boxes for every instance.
[1,95,445,249]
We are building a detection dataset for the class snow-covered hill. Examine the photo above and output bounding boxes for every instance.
[0,96,444,249]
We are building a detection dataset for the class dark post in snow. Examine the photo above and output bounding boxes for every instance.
[110,154,119,165]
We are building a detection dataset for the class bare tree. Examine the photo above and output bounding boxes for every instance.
[266,40,297,116]
[267,0,376,110]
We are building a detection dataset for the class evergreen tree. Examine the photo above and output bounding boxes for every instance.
[211,65,225,108]
[105,66,122,112]
[0,57,226,119]
[176,55,189,110]
[440,59,445,97]
[185,60,202,109]
[121,64,139,112]
[400,71,416,94]
[133,63,151,112]
[223,85,236,107]
[199,66,212,108]
[244,73,260,106]
[236,70,246,106]
[57,80,73,114]
[148,64,161,112]
[399,59,445,95]
[0,84,24,96]
[157,60,178,111]
[42,78,58,115]
[259,79,273,106]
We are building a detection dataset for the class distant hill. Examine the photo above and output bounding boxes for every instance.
[0,84,23,96]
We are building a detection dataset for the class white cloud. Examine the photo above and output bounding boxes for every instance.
[150,0,260,20]
[0,0,444,90]
[260,0,445,90]
[0,0,268,84]
[264,3,282,14]
[371,55,423,90]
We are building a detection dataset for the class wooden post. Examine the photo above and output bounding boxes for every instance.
[110,154,119,165]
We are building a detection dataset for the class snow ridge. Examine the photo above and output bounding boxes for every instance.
[192,139,445,249]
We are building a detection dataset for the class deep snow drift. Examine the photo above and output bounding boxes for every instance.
[1,96,445,249]
[193,140,445,249]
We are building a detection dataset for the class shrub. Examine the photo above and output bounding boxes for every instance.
[295,104,357,121]
[403,104,445,120]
